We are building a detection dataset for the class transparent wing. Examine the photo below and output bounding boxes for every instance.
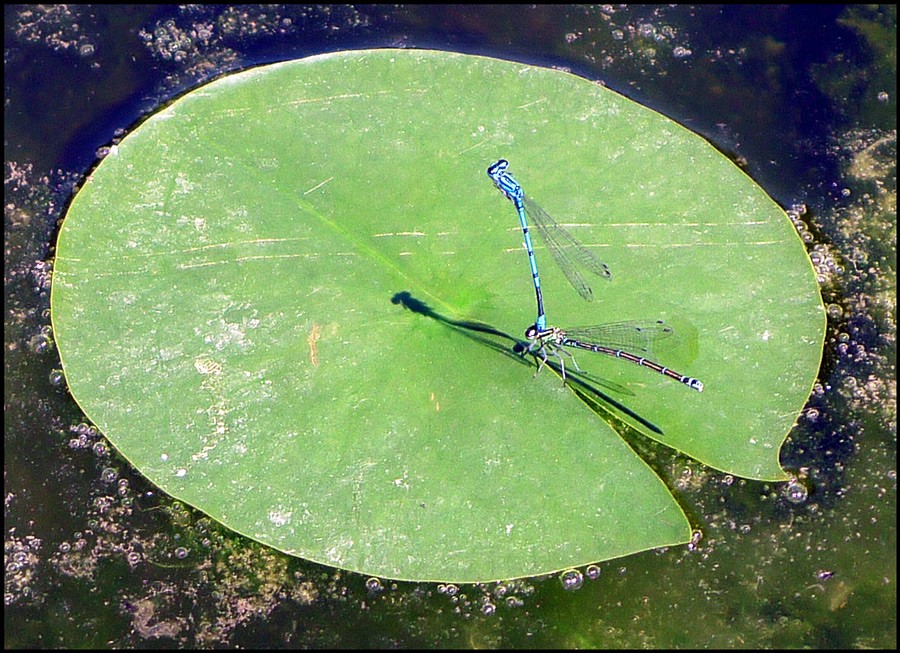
[561,320,680,356]
[522,194,611,301]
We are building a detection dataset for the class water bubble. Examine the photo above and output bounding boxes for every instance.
[784,479,809,504]
[100,467,118,484]
[79,43,95,57]
[27,332,52,354]
[826,304,843,319]
[68,435,87,449]
[559,569,584,591]
[49,369,65,386]
[585,565,602,580]
[174,547,189,559]
[92,441,108,457]
[365,577,383,593]
[689,530,703,549]
[481,600,496,615]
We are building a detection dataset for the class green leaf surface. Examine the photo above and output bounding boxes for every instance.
[51,49,824,582]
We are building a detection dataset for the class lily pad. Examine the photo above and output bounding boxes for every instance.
[51,49,824,582]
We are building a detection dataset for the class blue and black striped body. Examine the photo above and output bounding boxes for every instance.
[487,159,547,331]
[488,159,612,331]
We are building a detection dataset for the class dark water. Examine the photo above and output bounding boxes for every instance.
[5,5,895,648]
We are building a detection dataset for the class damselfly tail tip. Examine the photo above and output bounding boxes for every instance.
[686,378,704,392]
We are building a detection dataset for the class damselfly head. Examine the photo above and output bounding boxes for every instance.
[524,324,539,339]
[487,159,509,176]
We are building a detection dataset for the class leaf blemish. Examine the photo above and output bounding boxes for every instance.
[308,323,321,367]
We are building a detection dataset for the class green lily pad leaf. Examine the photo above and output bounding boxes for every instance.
[51,49,824,582]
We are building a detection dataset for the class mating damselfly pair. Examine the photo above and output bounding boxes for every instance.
[487,159,703,392]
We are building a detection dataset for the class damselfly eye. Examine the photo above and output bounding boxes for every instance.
[487,159,509,175]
